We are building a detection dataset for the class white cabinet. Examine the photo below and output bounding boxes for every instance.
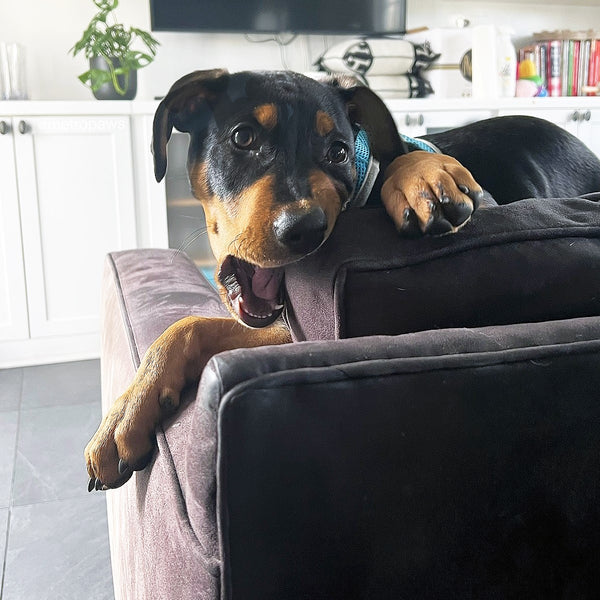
[0,112,137,366]
[0,118,28,342]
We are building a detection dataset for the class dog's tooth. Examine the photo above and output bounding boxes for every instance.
[246,310,273,319]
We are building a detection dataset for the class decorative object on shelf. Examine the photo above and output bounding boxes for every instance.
[0,42,28,100]
[316,38,439,98]
[404,27,473,99]
[516,59,546,97]
[70,0,159,100]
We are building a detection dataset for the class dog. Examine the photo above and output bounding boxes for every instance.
[85,69,600,491]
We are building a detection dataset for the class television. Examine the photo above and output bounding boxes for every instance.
[149,0,406,36]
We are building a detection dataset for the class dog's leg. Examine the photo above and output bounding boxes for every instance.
[382,151,484,236]
[85,316,291,490]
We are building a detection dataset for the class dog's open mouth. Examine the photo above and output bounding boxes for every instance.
[218,256,285,328]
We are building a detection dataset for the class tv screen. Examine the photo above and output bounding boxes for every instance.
[150,0,406,35]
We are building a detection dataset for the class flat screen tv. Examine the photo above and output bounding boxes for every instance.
[149,0,406,35]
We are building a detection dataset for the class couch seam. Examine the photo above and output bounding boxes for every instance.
[107,253,141,369]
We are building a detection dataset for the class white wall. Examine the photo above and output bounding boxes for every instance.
[0,0,599,100]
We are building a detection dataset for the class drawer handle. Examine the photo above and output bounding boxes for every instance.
[18,120,28,134]
[571,111,580,122]
[405,113,424,127]
[0,120,9,135]
[583,110,591,121]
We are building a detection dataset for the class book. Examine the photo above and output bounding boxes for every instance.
[588,39,600,95]
[539,42,548,91]
[548,40,562,96]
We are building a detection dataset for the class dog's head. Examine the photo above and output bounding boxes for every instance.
[153,69,404,327]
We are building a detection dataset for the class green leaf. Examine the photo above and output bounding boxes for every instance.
[70,0,158,90]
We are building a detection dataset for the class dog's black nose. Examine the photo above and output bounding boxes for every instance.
[274,206,328,255]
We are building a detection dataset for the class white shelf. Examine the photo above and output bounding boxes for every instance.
[2,96,600,117]
[441,0,600,5]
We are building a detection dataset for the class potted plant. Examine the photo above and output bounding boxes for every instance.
[70,0,159,100]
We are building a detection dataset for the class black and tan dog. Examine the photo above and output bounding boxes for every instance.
[86,69,600,491]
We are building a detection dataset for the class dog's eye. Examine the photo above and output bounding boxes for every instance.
[326,141,349,164]
[231,125,256,149]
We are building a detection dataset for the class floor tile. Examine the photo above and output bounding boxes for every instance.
[0,368,23,412]
[3,495,114,600]
[0,411,18,508]
[21,359,101,409]
[12,403,101,506]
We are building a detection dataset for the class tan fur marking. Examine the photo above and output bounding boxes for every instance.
[201,175,281,266]
[308,170,344,239]
[316,110,335,136]
[254,103,278,130]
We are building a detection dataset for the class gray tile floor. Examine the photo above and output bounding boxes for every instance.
[0,360,114,600]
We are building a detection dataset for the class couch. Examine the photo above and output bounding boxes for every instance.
[101,195,600,599]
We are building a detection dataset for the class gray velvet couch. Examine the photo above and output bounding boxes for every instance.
[101,197,600,600]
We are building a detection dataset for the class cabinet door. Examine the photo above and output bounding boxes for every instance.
[575,110,600,160]
[0,118,29,341]
[13,116,137,338]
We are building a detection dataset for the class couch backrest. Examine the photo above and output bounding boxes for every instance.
[284,196,600,341]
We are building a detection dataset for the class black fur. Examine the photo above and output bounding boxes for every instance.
[423,116,600,204]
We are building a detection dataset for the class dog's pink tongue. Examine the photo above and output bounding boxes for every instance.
[251,267,283,301]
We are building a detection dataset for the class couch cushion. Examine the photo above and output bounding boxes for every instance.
[200,316,600,599]
[283,195,600,341]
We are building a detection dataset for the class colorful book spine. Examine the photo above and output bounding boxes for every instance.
[549,40,562,96]
[588,40,600,95]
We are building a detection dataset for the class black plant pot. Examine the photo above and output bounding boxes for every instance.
[89,56,137,100]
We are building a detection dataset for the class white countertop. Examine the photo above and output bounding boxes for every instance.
[1,95,599,116]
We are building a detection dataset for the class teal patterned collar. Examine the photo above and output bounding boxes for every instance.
[400,133,440,154]
[344,130,440,211]
[344,128,380,210]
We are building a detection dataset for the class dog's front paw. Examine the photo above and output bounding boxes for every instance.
[381,151,484,236]
[84,378,178,491]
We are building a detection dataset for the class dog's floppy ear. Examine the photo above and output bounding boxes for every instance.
[152,68,229,182]
[333,80,407,169]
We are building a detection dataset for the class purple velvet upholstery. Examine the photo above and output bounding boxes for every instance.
[102,249,227,600]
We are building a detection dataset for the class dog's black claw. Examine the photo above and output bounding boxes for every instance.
[118,459,129,475]
[88,477,95,493]
[470,189,484,210]
[424,217,454,236]
[398,208,421,237]
[94,477,103,491]
[441,201,473,227]
[458,185,484,211]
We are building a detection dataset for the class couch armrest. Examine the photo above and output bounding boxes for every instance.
[101,249,227,600]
